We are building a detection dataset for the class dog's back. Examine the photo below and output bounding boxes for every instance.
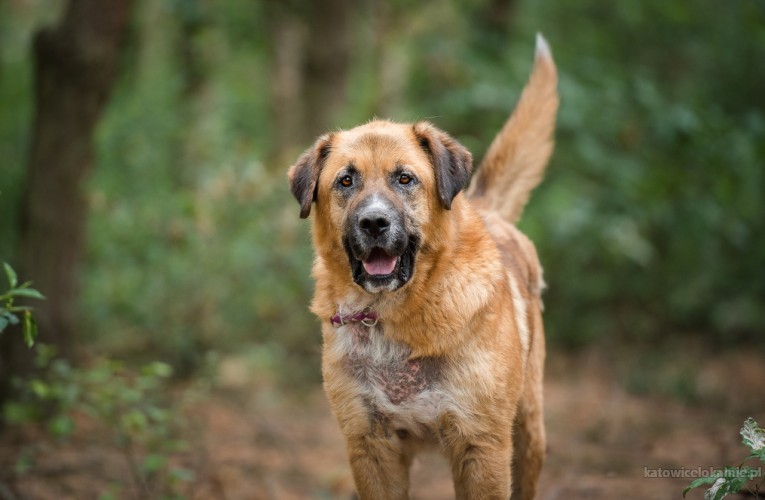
[469,34,558,498]
[467,32,558,356]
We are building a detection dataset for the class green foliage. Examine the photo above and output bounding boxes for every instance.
[509,0,765,346]
[4,346,197,498]
[742,417,765,460]
[683,418,765,499]
[77,0,318,380]
[1,0,763,382]
[0,261,44,346]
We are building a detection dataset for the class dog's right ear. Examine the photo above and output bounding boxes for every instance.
[288,134,333,219]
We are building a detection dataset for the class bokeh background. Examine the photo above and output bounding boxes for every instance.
[0,0,764,498]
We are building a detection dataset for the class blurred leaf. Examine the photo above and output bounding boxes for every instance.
[141,453,167,474]
[4,311,20,326]
[34,344,57,368]
[165,438,189,453]
[703,469,752,500]
[7,288,45,300]
[142,361,173,378]
[8,305,35,312]
[23,311,37,347]
[741,418,765,454]
[3,262,17,288]
[3,401,38,424]
[146,406,169,422]
[48,414,75,438]
[121,409,149,433]
[29,379,49,398]
[705,476,728,500]
[684,475,719,497]
[169,467,195,483]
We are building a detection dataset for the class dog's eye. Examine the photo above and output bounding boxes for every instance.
[398,173,413,185]
[339,175,353,187]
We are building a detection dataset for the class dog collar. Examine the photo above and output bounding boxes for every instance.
[330,310,379,327]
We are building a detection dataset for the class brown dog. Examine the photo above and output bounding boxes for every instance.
[288,34,558,499]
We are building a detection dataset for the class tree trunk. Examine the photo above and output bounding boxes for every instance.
[271,12,307,159]
[302,0,352,138]
[0,0,134,403]
[482,0,516,32]
[269,0,353,161]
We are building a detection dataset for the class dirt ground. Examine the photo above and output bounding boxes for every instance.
[2,346,764,499]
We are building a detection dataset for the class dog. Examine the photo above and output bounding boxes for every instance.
[288,34,558,499]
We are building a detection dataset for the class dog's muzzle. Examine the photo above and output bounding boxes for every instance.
[343,194,418,293]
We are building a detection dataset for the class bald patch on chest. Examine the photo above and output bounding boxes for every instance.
[342,323,442,405]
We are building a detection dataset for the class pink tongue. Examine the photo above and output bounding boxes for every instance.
[362,251,398,276]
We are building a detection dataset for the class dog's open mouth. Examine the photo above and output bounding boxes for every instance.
[345,239,418,293]
[362,248,399,276]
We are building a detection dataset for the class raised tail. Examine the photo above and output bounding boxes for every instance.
[467,33,559,224]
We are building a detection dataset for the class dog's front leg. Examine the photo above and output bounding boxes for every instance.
[441,414,513,500]
[346,432,411,500]
[449,439,513,500]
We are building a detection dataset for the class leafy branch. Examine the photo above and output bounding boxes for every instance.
[1,261,45,347]
[5,349,196,498]
[684,418,765,499]
[2,260,197,497]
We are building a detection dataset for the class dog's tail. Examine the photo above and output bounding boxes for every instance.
[467,33,559,224]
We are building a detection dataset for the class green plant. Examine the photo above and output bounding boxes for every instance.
[683,418,765,499]
[4,347,196,499]
[0,261,44,346]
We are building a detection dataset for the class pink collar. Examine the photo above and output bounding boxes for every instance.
[330,310,379,327]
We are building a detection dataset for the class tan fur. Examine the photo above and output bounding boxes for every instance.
[289,36,558,500]
[467,34,559,224]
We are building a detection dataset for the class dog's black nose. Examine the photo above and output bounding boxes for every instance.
[359,213,391,238]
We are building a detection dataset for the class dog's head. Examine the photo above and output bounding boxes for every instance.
[289,120,472,294]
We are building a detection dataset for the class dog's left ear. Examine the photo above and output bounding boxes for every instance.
[413,122,473,210]
[288,133,333,219]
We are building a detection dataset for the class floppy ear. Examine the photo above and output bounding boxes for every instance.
[288,134,333,218]
[412,122,473,209]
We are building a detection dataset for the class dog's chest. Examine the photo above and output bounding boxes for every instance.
[336,323,446,428]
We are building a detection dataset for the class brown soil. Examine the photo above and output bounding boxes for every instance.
[2,347,764,499]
